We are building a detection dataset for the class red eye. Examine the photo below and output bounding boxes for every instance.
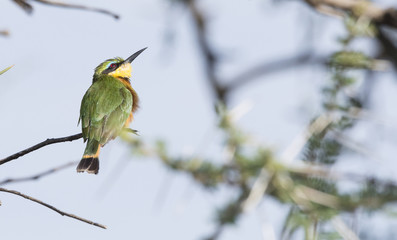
[110,63,117,69]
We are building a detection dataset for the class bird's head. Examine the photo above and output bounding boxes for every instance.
[93,47,147,81]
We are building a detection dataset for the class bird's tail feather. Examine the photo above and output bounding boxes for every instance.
[77,139,100,174]
[77,157,99,174]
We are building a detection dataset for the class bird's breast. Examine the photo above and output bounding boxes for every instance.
[117,77,139,113]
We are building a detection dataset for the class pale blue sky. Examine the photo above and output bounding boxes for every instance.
[2,0,397,239]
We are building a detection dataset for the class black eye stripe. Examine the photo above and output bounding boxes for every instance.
[102,62,119,74]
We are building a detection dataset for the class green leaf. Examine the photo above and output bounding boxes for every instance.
[0,65,14,75]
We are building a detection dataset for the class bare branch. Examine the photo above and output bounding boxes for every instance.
[226,52,327,91]
[0,187,107,229]
[14,0,119,19]
[32,0,119,19]
[183,0,336,103]
[0,161,77,186]
[12,0,33,13]
[0,133,82,166]
[185,0,227,103]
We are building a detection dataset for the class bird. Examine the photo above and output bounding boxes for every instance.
[76,47,147,174]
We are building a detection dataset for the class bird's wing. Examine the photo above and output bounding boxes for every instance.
[80,78,132,145]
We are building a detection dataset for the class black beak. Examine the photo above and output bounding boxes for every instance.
[125,47,147,63]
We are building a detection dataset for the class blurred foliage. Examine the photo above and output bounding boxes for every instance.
[124,93,397,240]
[121,6,397,240]
[330,51,375,69]
[3,0,397,239]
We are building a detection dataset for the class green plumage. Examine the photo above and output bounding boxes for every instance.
[80,75,132,153]
[77,47,146,174]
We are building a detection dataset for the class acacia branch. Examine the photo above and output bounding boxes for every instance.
[302,0,397,71]
[0,187,106,229]
[0,133,82,166]
[0,161,77,186]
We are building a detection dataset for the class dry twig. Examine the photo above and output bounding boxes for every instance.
[0,187,107,229]
[227,53,327,91]
[0,161,77,186]
[13,0,119,19]
[0,133,82,166]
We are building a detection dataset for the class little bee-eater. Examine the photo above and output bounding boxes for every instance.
[77,48,147,174]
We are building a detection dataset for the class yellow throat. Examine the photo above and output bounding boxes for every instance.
[109,63,132,79]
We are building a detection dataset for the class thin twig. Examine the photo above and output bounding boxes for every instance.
[0,133,82,166]
[31,0,119,19]
[0,187,107,229]
[293,184,340,209]
[227,53,327,91]
[331,216,359,240]
[204,226,224,240]
[0,161,78,186]
[331,130,375,159]
[280,114,333,164]
[12,0,33,13]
